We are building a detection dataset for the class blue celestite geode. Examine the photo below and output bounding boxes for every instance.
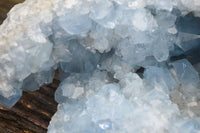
[0,0,200,132]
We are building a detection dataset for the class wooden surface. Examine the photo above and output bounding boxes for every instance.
[0,79,59,133]
[0,0,59,132]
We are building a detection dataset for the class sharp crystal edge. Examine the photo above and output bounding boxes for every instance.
[1,0,200,132]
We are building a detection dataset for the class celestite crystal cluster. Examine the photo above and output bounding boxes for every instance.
[1,0,200,132]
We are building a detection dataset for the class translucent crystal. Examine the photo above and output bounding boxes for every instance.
[0,86,22,108]
[0,0,200,132]
[59,13,92,35]
[144,66,176,93]
[171,59,199,86]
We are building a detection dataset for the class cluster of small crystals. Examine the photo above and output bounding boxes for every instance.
[0,0,200,132]
[49,59,200,133]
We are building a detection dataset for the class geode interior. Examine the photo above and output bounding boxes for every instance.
[1,0,200,132]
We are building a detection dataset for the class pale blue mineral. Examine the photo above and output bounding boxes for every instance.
[0,0,200,132]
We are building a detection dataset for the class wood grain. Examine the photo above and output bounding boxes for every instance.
[0,0,59,132]
[0,78,59,133]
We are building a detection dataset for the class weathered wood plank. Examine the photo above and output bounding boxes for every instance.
[0,78,59,133]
